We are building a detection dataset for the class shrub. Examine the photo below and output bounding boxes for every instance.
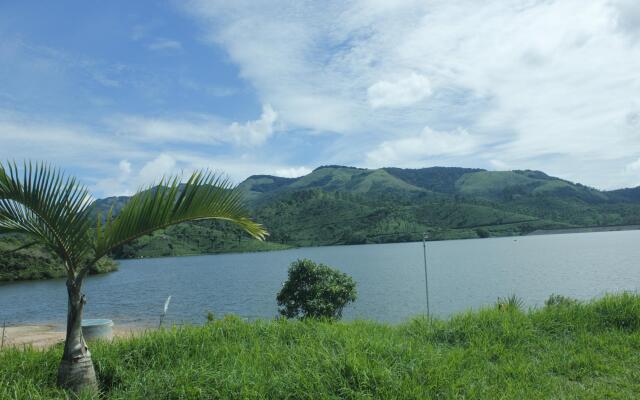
[593,292,640,331]
[545,294,578,308]
[496,294,524,312]
[206,311,215,323]
[277,259,357,320]
[475,228,490,238]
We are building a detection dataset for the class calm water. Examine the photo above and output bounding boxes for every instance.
[1,230,639,327]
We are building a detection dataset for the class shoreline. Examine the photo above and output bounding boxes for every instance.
[527,224,640,236]
[1,324,152,349]
[3,225,640,284]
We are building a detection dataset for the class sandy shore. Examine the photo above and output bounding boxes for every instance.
[1,324,150,349]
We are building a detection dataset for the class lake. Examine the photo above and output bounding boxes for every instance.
[1,230,639,327]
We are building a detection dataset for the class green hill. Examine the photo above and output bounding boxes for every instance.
[4,165,640,275]
[0,235,117,282]
[96,166,640,259]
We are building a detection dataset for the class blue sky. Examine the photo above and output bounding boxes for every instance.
[1,0,640,197]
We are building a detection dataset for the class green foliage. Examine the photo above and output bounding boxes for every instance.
[94,171,267,260]
[545,294,578,308]
[111,220,288,259]
[206,312,215,323]
[0,162,266,281]
[0,235,118,282]
[592,293,640,331]
[10,165,640,266]
[4,293,640,399]
[384,166,483,193]
[496,294,525,312]
[475,228,490,238]
[0,162,95,270]
[277,259,357,320]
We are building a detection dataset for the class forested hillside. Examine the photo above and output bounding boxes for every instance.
[92,166,640,257]
[4,165,640,274]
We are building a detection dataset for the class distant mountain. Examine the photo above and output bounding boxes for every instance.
[239,166,621,208]
[606,186,640,202]
[7,165,639,273]
[86,166,640,258]
[238,166,428,207]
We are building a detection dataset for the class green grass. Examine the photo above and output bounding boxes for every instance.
[3,293,640,399]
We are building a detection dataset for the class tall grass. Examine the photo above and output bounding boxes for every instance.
[3,293,640,399]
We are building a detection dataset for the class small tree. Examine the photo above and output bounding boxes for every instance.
[475,228,490,238]
[0,162,267,393]
[277,259,357,320]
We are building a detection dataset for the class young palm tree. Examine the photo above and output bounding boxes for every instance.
[0,162,267,393]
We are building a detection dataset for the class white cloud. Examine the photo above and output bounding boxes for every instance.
[111,114,225,144]
[489,159,510,171]
[611,0,640,40]
[227,104,277,145]
[148,38,182,51]
[119,160,132,175]
[94,154,178,196]
[0,111,140,168]
[273,166,312,178]
[92,152,316,196]
[367,127,478,166]
[367,72,432,109]
[111,104,277,147]
[180,0,640,189]
[137,153,177,185]
[626,158,640,172]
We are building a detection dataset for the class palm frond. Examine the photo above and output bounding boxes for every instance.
[94,170,267,259]
[0,162,93,270]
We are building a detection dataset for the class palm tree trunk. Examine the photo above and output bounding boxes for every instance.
[57,278,98,392]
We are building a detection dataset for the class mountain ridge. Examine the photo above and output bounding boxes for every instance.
[90,165,640,259]
[5,165,640,276]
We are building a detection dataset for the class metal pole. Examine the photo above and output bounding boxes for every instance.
[1,320,5,349]
[422,233,430,318]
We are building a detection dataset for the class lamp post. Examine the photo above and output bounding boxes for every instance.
[422,233,430,318]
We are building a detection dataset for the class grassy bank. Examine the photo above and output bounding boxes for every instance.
[3,293,640,399]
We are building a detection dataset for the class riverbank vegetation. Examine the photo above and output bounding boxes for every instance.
[99,166,640,257]
[3,293,640,399]
[6,165,640,282]
[0,235,117,282]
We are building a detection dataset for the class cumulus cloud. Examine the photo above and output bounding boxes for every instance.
[94,154,178,195]
[367,73,432,109]
[273,166,312,178]
[227,104,278,145]
[137,153,177,185]
[367,127,478,166]
[118,160,132,175]
[181,0,640,189]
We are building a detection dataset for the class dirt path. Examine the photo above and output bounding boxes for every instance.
[1,324,148,349]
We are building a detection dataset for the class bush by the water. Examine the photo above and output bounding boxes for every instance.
[277,259,357,320]
[495,294,524,311]
[3,293,640,399]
